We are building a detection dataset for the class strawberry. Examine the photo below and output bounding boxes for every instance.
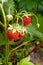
[23,16,32,26]
[7,29,19,40]
[19,32,25,37]
[13,31,19,40]
[7,14,13,22]
[7,29,13,40]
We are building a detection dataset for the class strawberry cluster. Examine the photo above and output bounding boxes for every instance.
[7,15,32,40]
[7,29,25,40]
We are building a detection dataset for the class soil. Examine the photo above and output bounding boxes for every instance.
[30,52,43,65]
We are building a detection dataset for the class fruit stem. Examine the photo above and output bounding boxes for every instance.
[0,4,9,65]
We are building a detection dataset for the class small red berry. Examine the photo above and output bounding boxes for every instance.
[7,29,13,40]
[23,16,32,26]
[7,29,19,40]
[19,32,25,37]
[13,31,19,40]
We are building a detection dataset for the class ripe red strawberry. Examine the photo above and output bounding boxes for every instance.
[7,29,13,40]
[7,29,19,40]
[23,16,32,26]
[19,32,25,37]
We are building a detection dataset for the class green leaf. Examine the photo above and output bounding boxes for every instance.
[28,62,34,65]
[18,0,37,11]
[17,62,19,65]
[37,0,43,15]
[35,62,40,65]
[17,56,30,65]
[21,56,30,62]
[3,0,15,15]
[19,62,34,65]
[0,58,2,65]
[8,62,12,65]
[17,0,43,14]
[17,56,34,65]
[26,23,43,40]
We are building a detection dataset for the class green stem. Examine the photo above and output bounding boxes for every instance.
[16,48,26,52]
[0,4,9,65]
[8,41,29,60]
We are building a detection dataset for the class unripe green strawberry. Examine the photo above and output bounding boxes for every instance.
[7,14,13,22]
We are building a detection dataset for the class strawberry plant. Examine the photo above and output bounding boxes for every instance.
[0,0,43,65]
